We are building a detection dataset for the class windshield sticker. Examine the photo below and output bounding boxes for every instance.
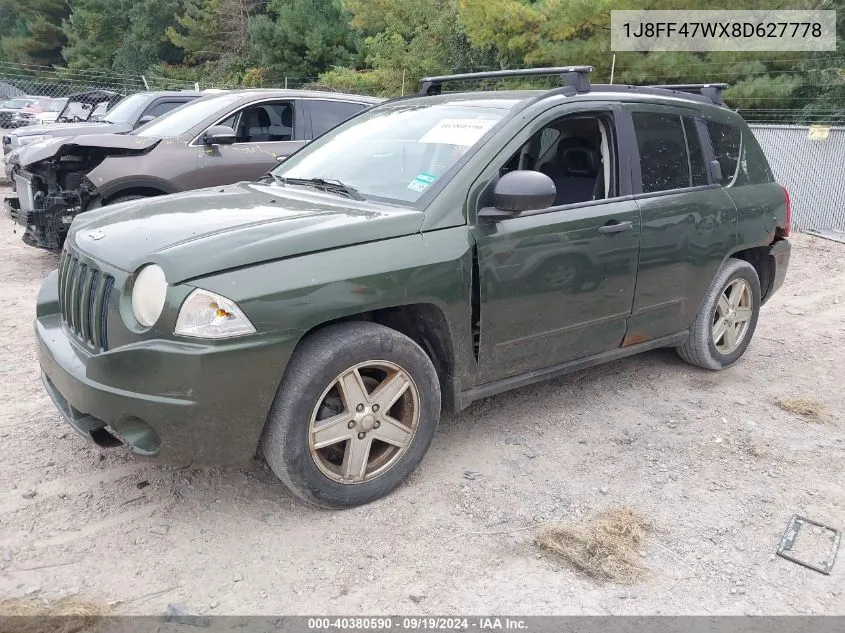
[407,172,437,192]
[419,118,497,146]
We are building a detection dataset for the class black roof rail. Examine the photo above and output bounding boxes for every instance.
[650,83,729,106]
[419,66,593,96]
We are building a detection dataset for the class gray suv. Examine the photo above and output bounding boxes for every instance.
[5,89,381,251]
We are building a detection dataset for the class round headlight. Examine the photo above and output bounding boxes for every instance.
[131,264,168,327]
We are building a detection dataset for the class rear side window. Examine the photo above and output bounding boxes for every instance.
[707,121,740,185]
[683,117,708,186]
[310,100,367,137]
[632,112,690,193]
[737,131,774,185]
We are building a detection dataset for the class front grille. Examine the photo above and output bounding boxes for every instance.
[58,248,114,351]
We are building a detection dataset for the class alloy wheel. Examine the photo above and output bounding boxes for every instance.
[308,360,420,484]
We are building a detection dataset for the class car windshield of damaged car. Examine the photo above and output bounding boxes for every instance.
[46,98,67,113]
[272,103,506,204]
[100,93,148,124]
[134,93,243,138]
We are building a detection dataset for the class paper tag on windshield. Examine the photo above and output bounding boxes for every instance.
[408,172,437,192]
[419,119,497,146]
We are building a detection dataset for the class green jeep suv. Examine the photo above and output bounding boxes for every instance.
[35,67,791,508]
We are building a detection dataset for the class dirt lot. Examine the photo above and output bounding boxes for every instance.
[0,194,843,615]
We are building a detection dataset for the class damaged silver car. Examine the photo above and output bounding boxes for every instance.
[4,89,380,251]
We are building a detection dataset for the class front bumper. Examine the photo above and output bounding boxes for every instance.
[36,270,298,466]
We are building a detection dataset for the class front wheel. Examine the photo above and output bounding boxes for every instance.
[676,258,761,370]
[261,322,441,508]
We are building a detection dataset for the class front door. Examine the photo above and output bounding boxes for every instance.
[472,107,641,383]
[193,99,307,188]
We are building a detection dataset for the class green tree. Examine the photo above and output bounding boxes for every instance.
[0,0,69,66]
[322,0,493,96]
[114,0,185,75]
[167,0,224,64]
[63,0,184,75]
[248,0,360,79]
[62,0,133,70]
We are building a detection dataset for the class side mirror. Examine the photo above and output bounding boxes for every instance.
[709,159,723,185]
[135,114,155,128]
[478,170,556,221]
[275,154,288,163]
[202,125,237,145]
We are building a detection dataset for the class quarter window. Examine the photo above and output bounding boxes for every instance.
[632,112,690,193]
[707,121,741,185]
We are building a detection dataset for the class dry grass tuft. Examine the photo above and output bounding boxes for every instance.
[776,396,828,423]
[536,507,654,585]
[0,596,109,633]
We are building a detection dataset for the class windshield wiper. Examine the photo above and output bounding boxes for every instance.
[275,176,364,201]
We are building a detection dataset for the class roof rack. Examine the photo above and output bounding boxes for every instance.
[650,83,728,106]
[419,66,593,96]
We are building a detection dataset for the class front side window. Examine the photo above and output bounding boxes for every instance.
[632,111,691,193]
[497,112,614,206]
[310,100,368,137]
[274,102,509,204]
[232,102,294,143]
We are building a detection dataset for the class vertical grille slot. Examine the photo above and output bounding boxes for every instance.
[55,247,115,352]
[99,275,114,351]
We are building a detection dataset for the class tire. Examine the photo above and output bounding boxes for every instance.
[106,195,148,206]
[261,322,441,508]
[676,258,761,370]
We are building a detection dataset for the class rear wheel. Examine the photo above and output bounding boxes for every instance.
[677,258,761,370]
[261,322,441,508]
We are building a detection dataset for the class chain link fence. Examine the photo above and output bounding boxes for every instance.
[1,62,842,233]
[749,125,845,232]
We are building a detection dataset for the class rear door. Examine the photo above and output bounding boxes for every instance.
[195,99,307,185]
[625,106,738,340]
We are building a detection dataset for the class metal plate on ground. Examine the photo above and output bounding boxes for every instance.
[805,228,845,244]
[776,514,841,575]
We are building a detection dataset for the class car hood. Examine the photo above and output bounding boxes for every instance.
[69,182,425,283]
[14,133,158,167]
[11,121,132,138]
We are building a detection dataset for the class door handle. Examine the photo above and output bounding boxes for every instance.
[598,220,633,234]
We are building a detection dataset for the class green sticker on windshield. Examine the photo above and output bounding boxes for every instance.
[408,172,436,193]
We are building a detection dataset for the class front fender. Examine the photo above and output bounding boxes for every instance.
[187,228,477,389]
[88,173,178,200]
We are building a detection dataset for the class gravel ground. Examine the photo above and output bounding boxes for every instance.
[0,192,843,615]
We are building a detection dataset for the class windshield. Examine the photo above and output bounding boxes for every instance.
[274,102,508,204]
[7,99,32,109]
[46,99,67,112]
[135,93,240,138]
[103,93,146,124]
